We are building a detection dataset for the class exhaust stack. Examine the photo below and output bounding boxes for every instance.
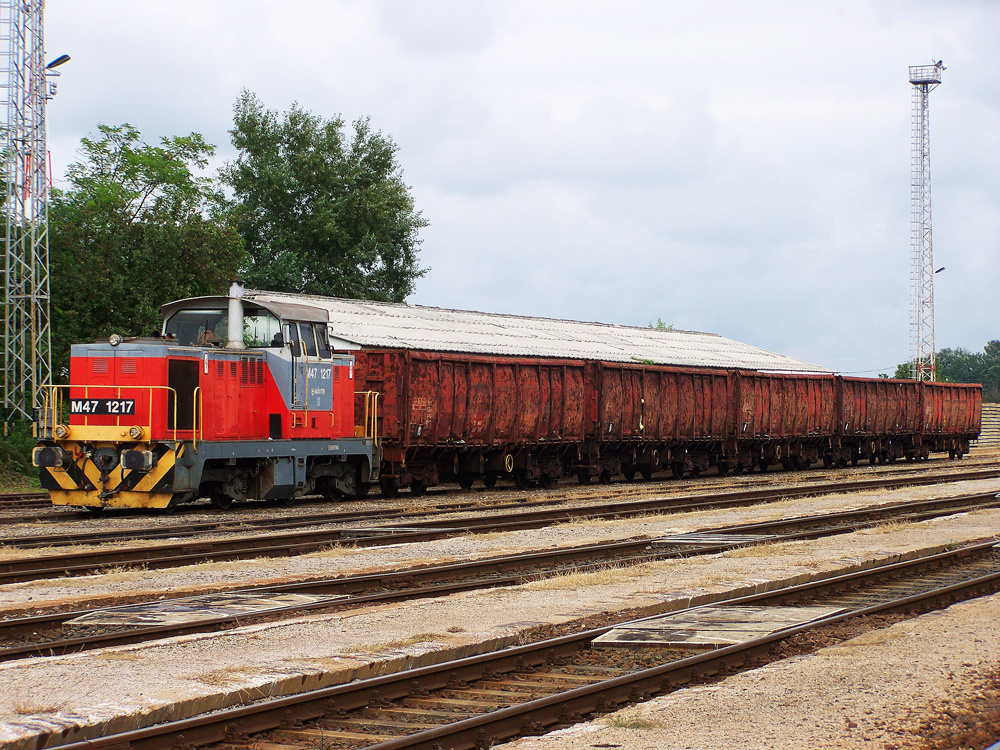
[227,281,245,349]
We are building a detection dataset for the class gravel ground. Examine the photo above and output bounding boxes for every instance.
[1,477,997,614]
[0,475,998,750]
[496,593,1000,750]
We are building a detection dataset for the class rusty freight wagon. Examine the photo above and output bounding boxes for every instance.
[247,292,867,495]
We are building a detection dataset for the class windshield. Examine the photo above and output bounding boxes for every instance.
[164,309,228,347]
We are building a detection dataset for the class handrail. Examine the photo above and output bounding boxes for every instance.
[192,386,203,450]
[41,384,179,441]
[355,390,380,446]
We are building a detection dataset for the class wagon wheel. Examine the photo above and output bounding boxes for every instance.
[716,462,730,478]
[513,470,531,490]
[599,469,612,485]
[380,476,400,498]
[539,473,557,489]
[577,469,591,485]
[823,455,833,469]
[850,454,859,466]
[458,473,475,491]
[670,464,683,480]
[210,492,233,511]
[483,473,498,489]
[622,466,636,482]
[410,479,428,497]
[799,457,811,470]
[689,467,701,479]
[639,465,653,481]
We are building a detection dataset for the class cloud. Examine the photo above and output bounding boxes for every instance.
[43,0,1000,374]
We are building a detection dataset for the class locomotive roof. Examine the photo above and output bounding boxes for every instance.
[245,291,831,374]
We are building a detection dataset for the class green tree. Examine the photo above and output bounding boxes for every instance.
[891,341,1000,401]
[49,124,244,374]
[221,91,427,302]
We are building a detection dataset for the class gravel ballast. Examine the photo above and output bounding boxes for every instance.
[0,477,998,750]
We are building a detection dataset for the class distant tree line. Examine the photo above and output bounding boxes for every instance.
[892,341,1000,402]
[49,91,427,375]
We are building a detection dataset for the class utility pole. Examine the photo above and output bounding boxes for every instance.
[0,0,66,429]
[908,60,944,382]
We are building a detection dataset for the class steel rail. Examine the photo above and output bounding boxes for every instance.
[1,469,999,585]
[3,490,998,662]
[44,540,1000,750]
[2,455,996,530]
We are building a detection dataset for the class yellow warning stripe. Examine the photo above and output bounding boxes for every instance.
[132,448,176,492]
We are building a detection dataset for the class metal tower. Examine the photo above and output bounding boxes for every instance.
[908,61,944,382]
[0,0,63,426]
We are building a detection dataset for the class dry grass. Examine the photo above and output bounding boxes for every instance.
[862,520,911,535]
[724,541,781,558]
[354,632,448,654]
[9,688,67,716]
[96,650,142,661]
[525,562,661,591]
[603,714,662,730]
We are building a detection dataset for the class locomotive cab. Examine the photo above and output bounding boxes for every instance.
[34,287,380,511]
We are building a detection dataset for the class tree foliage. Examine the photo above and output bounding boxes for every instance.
[893,341,1000,401]
[221,91,427,302]
[50,124,244,374]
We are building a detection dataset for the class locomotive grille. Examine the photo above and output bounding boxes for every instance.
[217,361,224,376]
[121,358,136,374]
[92,358,108,374]
[239,357,265,388]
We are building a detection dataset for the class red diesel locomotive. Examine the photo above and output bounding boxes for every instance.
[33,283,381,511]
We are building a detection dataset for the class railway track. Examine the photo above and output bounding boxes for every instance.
[1,453,995,529]
[2,466,998,585]
[3,488,997,662]
[3,461,996,551]
[43,540,1000,750]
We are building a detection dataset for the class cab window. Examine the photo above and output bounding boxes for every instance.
[244,311,282,347]
[314,324,331,359]
[165,309,228,347]
[298,323,317,357]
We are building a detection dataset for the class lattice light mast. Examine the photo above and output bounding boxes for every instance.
[0,0,66,426]
[908,61,945,382]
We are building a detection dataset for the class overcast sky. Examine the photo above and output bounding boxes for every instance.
[45,1,998,374]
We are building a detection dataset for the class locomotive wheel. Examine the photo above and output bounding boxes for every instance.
[321,480,344,502]
[458,473,475,490]
[85,506,105,516]
[380,476,399,498]
[163,497,179,514]
[483,473,498,489]
[410,479,428,497]
[513,470,531,490]
[210,493,233,510]
[355,482,370,500]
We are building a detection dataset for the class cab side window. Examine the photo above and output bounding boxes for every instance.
[298,323,318,357]
[315,324,332,359]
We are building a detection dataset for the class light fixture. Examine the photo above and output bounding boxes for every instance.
[46,54,70,69]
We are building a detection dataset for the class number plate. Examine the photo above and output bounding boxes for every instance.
[69,399,136,416]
